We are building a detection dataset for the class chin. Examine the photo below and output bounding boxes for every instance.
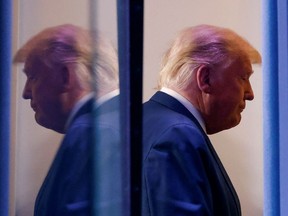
[223,117,241,131]
[35,115,49,129]
[207,115,242,134]
[229,118,241,129]
[35,115,41,125]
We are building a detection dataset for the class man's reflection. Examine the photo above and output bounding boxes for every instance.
[13,24,120,216]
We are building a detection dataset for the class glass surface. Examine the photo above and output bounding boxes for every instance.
[12,0,263,215]
[13,1,122,215]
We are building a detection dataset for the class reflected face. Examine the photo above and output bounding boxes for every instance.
[22,55,66,132]
[205,58,254,134]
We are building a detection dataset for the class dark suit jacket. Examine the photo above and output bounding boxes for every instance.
[34,96,121,216]
[142,91,241,216]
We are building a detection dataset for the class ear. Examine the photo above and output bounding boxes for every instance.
[59,65,71,92]
[196,65,211,93]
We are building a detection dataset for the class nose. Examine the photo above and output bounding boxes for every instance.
[245,82,254,101]
[22,81,31,100]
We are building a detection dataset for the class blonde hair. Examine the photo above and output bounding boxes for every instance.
[158,24,261,90]
[14,24,118,93]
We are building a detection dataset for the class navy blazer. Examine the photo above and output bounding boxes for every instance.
[34,96,121,216]
[142,91,241,216]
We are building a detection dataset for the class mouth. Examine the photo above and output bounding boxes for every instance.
[30,103,37,111]
[239,106,245,112]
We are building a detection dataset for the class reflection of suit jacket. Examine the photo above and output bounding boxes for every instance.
[34,96,121,216]
[142,91,241,216]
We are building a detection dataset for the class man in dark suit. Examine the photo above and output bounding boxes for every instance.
[13,24,121,215]
[142,25,262,215]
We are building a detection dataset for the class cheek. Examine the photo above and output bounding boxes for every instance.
[216,94,240,116]
[32,84,46,102]
[224,85,243,103]
[33,83,56,110]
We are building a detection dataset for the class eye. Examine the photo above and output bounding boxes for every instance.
[28,74,37,82]
[241,74,249,81]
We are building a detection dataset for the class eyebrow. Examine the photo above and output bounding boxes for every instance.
[22,68,31,76]
[22,68,27,74]
[247,70,254,76]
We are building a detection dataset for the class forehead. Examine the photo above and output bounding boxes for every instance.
[23,54,46,75]
[229,57,253,74]
[238,57,253,74]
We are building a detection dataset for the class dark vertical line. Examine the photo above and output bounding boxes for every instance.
[117,0,144,215]
[129,1,143,215]
[0,0,12,215]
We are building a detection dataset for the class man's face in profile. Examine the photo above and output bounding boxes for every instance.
[22,55,65,131]
[204,58,254,133]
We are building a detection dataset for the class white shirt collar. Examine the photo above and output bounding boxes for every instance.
[160,87,206,132]
[95,89,119,108]
[65,93,94,131]
[65,89,119,131]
